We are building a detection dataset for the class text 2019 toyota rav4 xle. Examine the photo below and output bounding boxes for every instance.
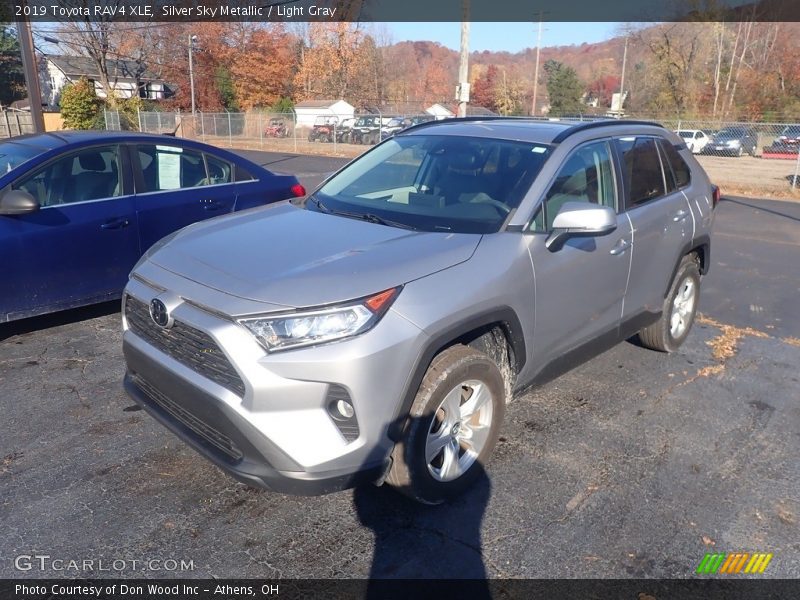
[122,119,717,504]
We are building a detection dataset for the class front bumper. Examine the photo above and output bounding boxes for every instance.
[121,270,426,495]
[123,343,385,494]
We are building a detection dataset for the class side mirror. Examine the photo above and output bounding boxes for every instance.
[0,189,40,216]
[545,202,617,251]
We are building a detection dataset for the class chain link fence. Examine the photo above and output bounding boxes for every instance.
[101,109,800,195]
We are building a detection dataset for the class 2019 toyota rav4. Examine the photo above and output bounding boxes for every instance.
[122,118,716,504]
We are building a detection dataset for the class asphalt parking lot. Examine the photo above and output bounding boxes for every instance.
[1,150,798,579]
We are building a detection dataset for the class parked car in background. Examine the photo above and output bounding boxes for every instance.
[0,131,304,323]
[381,117,412,139]
[122,118,716,504]
[675,129,709,154]
[776,125,800,148]
[702,126,758,156]
[335,117,356,144]
[308,116,339,143]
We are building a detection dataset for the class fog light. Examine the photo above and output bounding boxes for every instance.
[336,399,355,419]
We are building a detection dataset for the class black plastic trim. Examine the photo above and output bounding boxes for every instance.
[664,235,711,299]
[551,120,664,144]
[389,307,526,441]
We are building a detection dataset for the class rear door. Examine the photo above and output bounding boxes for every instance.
[0,144,139,319]
[616,136,694,322]
[131,143,237,251]
[527,139,633,362]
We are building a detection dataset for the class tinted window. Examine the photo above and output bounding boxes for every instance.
[14,146,121,206]
[315,135,551,234]
[531,140,617,231]
[618,137,666,207]
[136,145,208,192]
[204,153,233,185]
[658,139,691,190]
[235,165,256,182]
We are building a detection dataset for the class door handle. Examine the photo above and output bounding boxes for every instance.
[672,209,690,222]
[202,200,224,211]
[609,239,632,255]
[101,218,130,230]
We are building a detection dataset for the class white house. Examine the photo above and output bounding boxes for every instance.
[425,103,455,120]
[40,55,168,110]
[293,100,355,129]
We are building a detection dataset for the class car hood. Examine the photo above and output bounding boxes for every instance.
[149,202,481,310]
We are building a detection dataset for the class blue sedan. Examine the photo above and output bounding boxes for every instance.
[0,131,304,322]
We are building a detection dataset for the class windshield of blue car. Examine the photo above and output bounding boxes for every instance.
[0,142,44,174]
[312,134,551,234]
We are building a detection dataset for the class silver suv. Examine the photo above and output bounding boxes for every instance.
[122,119,717,504]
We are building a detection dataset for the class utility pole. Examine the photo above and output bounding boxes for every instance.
[15,17,45,133]
[457,1,470,118]
[617,32,629,116]
[188,35,197,114]
[531,17,543,116]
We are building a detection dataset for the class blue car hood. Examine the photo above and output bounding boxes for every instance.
[149,202,481,310]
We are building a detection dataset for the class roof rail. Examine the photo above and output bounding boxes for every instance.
[398,116,664,142]
[399,115,556,135]
[550,119,663,143]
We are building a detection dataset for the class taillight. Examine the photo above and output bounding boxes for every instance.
[290,183,306,198]
[711,185,720,209]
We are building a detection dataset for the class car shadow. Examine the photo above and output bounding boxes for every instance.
[352,415,493,596]
[721,196,800,223]
[0,300,120,342]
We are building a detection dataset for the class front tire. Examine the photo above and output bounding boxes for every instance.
[638,254,701,352]
[386,345,506,504]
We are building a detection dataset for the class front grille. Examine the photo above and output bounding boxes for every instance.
[125,295,246,397]
[132,374,243,463]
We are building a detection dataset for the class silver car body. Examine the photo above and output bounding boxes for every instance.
[122,119,715,494]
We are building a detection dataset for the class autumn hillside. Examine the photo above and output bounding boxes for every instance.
[44,21,800,121]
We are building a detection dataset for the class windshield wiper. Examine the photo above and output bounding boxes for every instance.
[360,213,417,230]
[309,196,417,230]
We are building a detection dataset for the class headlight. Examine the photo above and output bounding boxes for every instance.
[238,287,401,352]
[726,139,741,147]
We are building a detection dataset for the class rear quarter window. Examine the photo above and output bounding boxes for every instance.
[658,139,691,190]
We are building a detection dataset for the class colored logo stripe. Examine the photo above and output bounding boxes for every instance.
[697,553,773,574]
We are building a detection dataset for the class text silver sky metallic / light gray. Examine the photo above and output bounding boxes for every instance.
[121,118,716,504]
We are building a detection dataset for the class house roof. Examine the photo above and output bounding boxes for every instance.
[47,54,162,82]
[295,99,352,109]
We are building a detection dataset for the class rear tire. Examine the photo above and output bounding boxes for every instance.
[638,254,701,353]
[386,345,506,504]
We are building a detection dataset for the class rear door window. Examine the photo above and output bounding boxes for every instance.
[658,139,692,191]
[617,137,666,208]
[135,144,208,192]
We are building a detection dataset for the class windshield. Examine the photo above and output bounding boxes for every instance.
[677,131,693,139]
[312,134,551,234]
[0,141,44,174]
[386,118,404,127]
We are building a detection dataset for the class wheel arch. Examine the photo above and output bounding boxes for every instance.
[664,234,710,299]
[388,307,525,442]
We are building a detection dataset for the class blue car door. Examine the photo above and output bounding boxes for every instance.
[132,143,237,251]
[0,145,139,320]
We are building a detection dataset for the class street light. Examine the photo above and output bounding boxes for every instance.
[188,35,198,114]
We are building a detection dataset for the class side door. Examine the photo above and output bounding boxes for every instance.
[0,144,139,318]
[526,139,633,363]
[616,136,694,323]
[131,143,237,252]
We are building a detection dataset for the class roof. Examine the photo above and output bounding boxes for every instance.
[398,117,664,145]
[295,100,352,109]
[47,54,162,82]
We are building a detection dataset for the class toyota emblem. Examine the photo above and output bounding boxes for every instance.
[149,298,171,328]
